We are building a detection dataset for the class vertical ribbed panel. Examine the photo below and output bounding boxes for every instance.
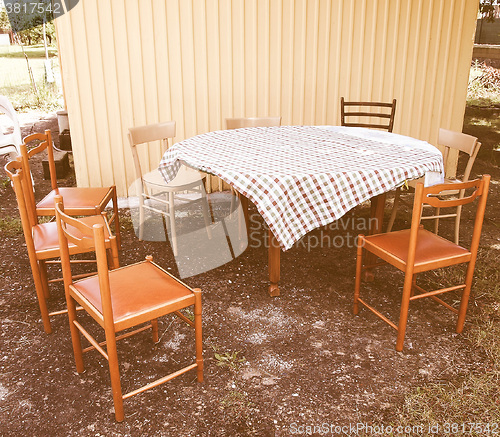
[55,0,479,195]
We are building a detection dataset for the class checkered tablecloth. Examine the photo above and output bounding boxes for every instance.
[159,126,444,250]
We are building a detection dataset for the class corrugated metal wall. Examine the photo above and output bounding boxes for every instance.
[56,0,479,195]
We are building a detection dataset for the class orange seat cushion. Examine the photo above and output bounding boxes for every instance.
[33,215,112,259]
[364,228,470,271]
[36,187,113,214]
[73,262,194,326]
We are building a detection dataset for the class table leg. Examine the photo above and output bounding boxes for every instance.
[363,193,387,281]
[369,193,386,234]
[268,230,281,297]
[239,194,249,235]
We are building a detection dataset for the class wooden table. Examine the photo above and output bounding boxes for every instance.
[159,126,444,295]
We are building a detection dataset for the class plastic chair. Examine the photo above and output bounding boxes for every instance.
[354,176,490,351]
[55,195,203,422]
[20,130,121,247]
[128,121,211,255]
[340,97,397,132]
[4,158,119,334]
[386,129,481,244]
[0,95,22,159]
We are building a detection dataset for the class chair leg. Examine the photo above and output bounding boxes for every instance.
[168,192,178,256]
[39,260,50,299]
[454,205,462,245]
[353,236,364,315]
[111,187,121,249]
[410,274,417,297]
[200,186,212,239]
[456,261,476,333]
[32,260,52,334]
[138,195,145,241]
[433,207,441,234]
[105,329,124,422]
[109,239,120,269]
[193,289,204,383]
[386,188,401,232]
[67,296,85,373]
[395,271,414,351]
[151,318,159,343]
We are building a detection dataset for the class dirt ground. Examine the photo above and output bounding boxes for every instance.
[0,110,498,436]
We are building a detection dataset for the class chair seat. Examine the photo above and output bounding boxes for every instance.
[33,215,112,260]
[36,187,113,215]
[72,261,194,330]
[143,166,205,190]
[364,228,471,272]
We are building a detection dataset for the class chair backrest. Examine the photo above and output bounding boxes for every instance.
[410,176,490,257]
[19,130,56,225]
[340,97,397,132]
[4,157,39,254]
[55,195,115,321]
[0,95,22,155]
[438,128,481,182]
[55,195,116,324]
[225,117,281,130]
[128,121,176,180]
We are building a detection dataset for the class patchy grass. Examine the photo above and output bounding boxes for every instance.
[463,106,500,165]
[467,61,500,107]
[0,44,62,112]
[220,389,254,420]
[212,346,247,371]
[391,249,500,432]
[0,45,58,59]
[0,216,22,236]
[1,81,61,112]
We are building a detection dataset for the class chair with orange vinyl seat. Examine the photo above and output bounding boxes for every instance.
[340,98,397,132]
[55,195,203,422]
[4,158,119,334]
[20,130,121,246]
[353,175,490,351]
[386,128,482,244]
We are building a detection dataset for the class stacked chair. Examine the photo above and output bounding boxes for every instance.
[0,95,22,159]
[5,157,119,333]
[20,129,121,247]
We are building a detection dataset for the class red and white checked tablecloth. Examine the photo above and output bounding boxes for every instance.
[159,126,444,250]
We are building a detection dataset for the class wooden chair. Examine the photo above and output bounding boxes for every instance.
[128,121,211,255]
[340,97,397,132]
[55,195,203,422]
[225,116,282,130]
[386,129,482,244]
[0,95,22,159]
[20,130,121,247]
[354,176,490,351]
[4,158,119,334]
